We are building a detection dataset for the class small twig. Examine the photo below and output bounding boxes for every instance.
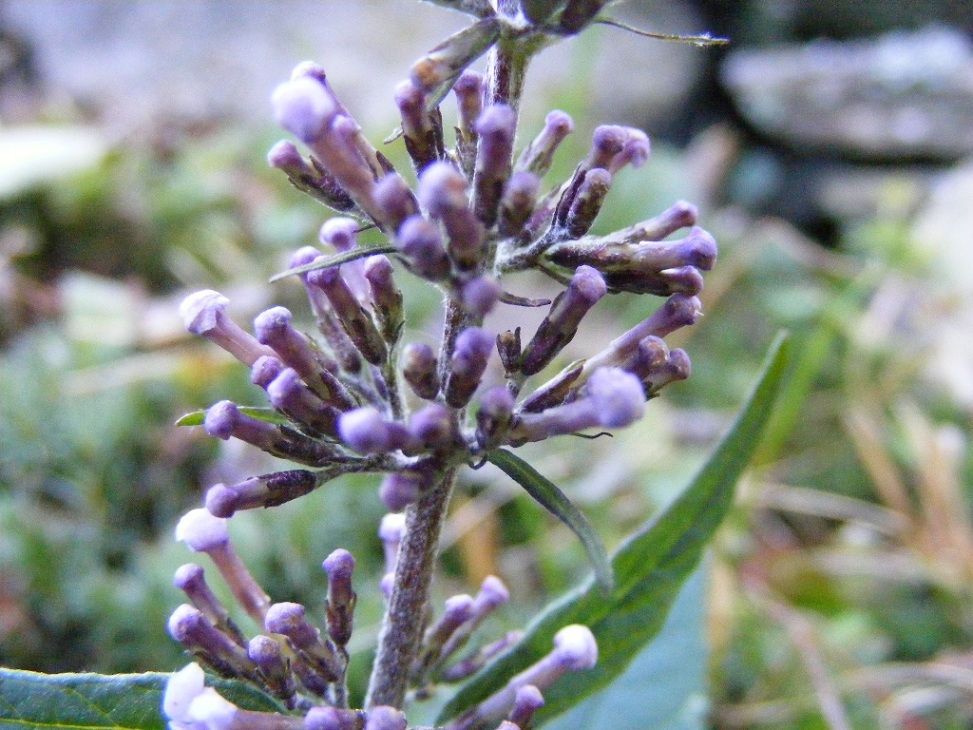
[596,18,729,46]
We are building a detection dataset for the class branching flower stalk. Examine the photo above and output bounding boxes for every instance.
[166,1,719,728]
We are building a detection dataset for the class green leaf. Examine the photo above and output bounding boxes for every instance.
[268,244,398,283]
[546,564,709,730]
[439,333,789,726]
[0,669,283,730]
[175,407,290,427]
[486,449,613,594]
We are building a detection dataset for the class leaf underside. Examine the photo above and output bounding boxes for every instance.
[440,333,789,726]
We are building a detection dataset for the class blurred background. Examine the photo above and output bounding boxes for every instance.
[1,1,972,728]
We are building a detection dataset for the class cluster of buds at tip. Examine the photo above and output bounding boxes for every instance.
[173,2,720,725]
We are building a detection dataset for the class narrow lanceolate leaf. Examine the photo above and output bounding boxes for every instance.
[268,244,397,283]
[0,669,283,730]
[487,448,613,594]
[175,407,290,427]
[440,333,789,726]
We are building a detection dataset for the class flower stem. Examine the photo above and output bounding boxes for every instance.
[365,466,459,709]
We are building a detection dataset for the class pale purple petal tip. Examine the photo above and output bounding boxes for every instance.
[587,367,645,428]
[272,76,336,144]
[175,508,229,552]
[553,624,598,671]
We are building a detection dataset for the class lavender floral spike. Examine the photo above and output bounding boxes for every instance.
[516,110,574,179]
[168,604,260,681]
[323,549,357,647]
[173,563,246,647]
[180,290,275,366]
[444,326,494,408]
[520,265,607,376]
[447,625,598,730]
[401,342,440,400]
[473,104,516,227]
[175,508,271,622]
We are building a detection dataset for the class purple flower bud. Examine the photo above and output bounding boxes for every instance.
[267,368,341,437]
[444,327,494,408]
[323,549,356,646]
[173,563,246,647]
[476,386,515,449]
[248,635,296,707]
[586,125,629,171]
[602,264,705,297]
[204,400,331,466]
[423,594,476,656]
[167,604,259,680]
[253,306,336,397]
[552,624,598,670]
[319,216,359,252]
[175,508,271,623]
[585,366,645,428]
[584,293,702,372]
[438,574,511,664]
[364,255,403,342]
[509,685,545,728]
[364,706,407,730]
[338,407,412,454]
[395,215,451,281]
[180,290,275,366]
[205,469,323,518]
[163,663,242,730]
[409,404,460,449]
[379,472,424,512]
[418,162,484,271]
[440,630,524,682]
[267,139,312,176]
[453,625,598,729]
[250,355,284,388]
[265,602,341,682]
[520,265,607,376]
[379,513,406,586]
[624,200,698,242]
[307,266,387,366]
[564,167,612,239]
[305,707,362,730]
[498,171,540,237]
[516,110,574,179]
[290,60,328,84]
[473,104,516,226]
[453,70,484,139]
[401,342,440,400]
[395,79,439,172]
[461,274,501,318]
[272,76,338,144]
[608,130,650,174]
[373,173,420,233]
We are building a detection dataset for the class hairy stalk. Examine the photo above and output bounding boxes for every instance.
[366,467,459,708]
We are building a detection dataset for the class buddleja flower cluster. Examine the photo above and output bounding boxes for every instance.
[165,1,717,728]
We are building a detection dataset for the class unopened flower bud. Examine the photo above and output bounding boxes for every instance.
[180,290,275,366]
[364,706,408,730]
[509,685,545,729]
[461,275,501,318]
[265,602,341,682]
[173,563,246,647]
[395,215,451,281]
[167,604,259,680]
[520,265,606,376]
[563,167,612,239]
[205,469,323,518]
[374,173,420,233]
[380,472,426,512]
[204,400,331,466]
[409,404,461,449]
[248,635,297,707]
[364,255,404,343]
[439,575,510,662]
[253,306,341,401]
[338,407,412,454]
[498,171,540,237]
[308,266,387,366]
[304,706,363,730]
[473,104,516,227]
[395,79,440,172]
[401,342,440,400]
[175,509,271,622]
[476,386,516,449]
[323,549,356,646]
[418,162,484,271]
[267,368,342,437]
[516,110,574,179]
[444,327,494,407]
[272,75,338,144]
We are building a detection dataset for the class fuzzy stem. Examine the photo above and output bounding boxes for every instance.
[365,467,458,708]
[485,36,529,117]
